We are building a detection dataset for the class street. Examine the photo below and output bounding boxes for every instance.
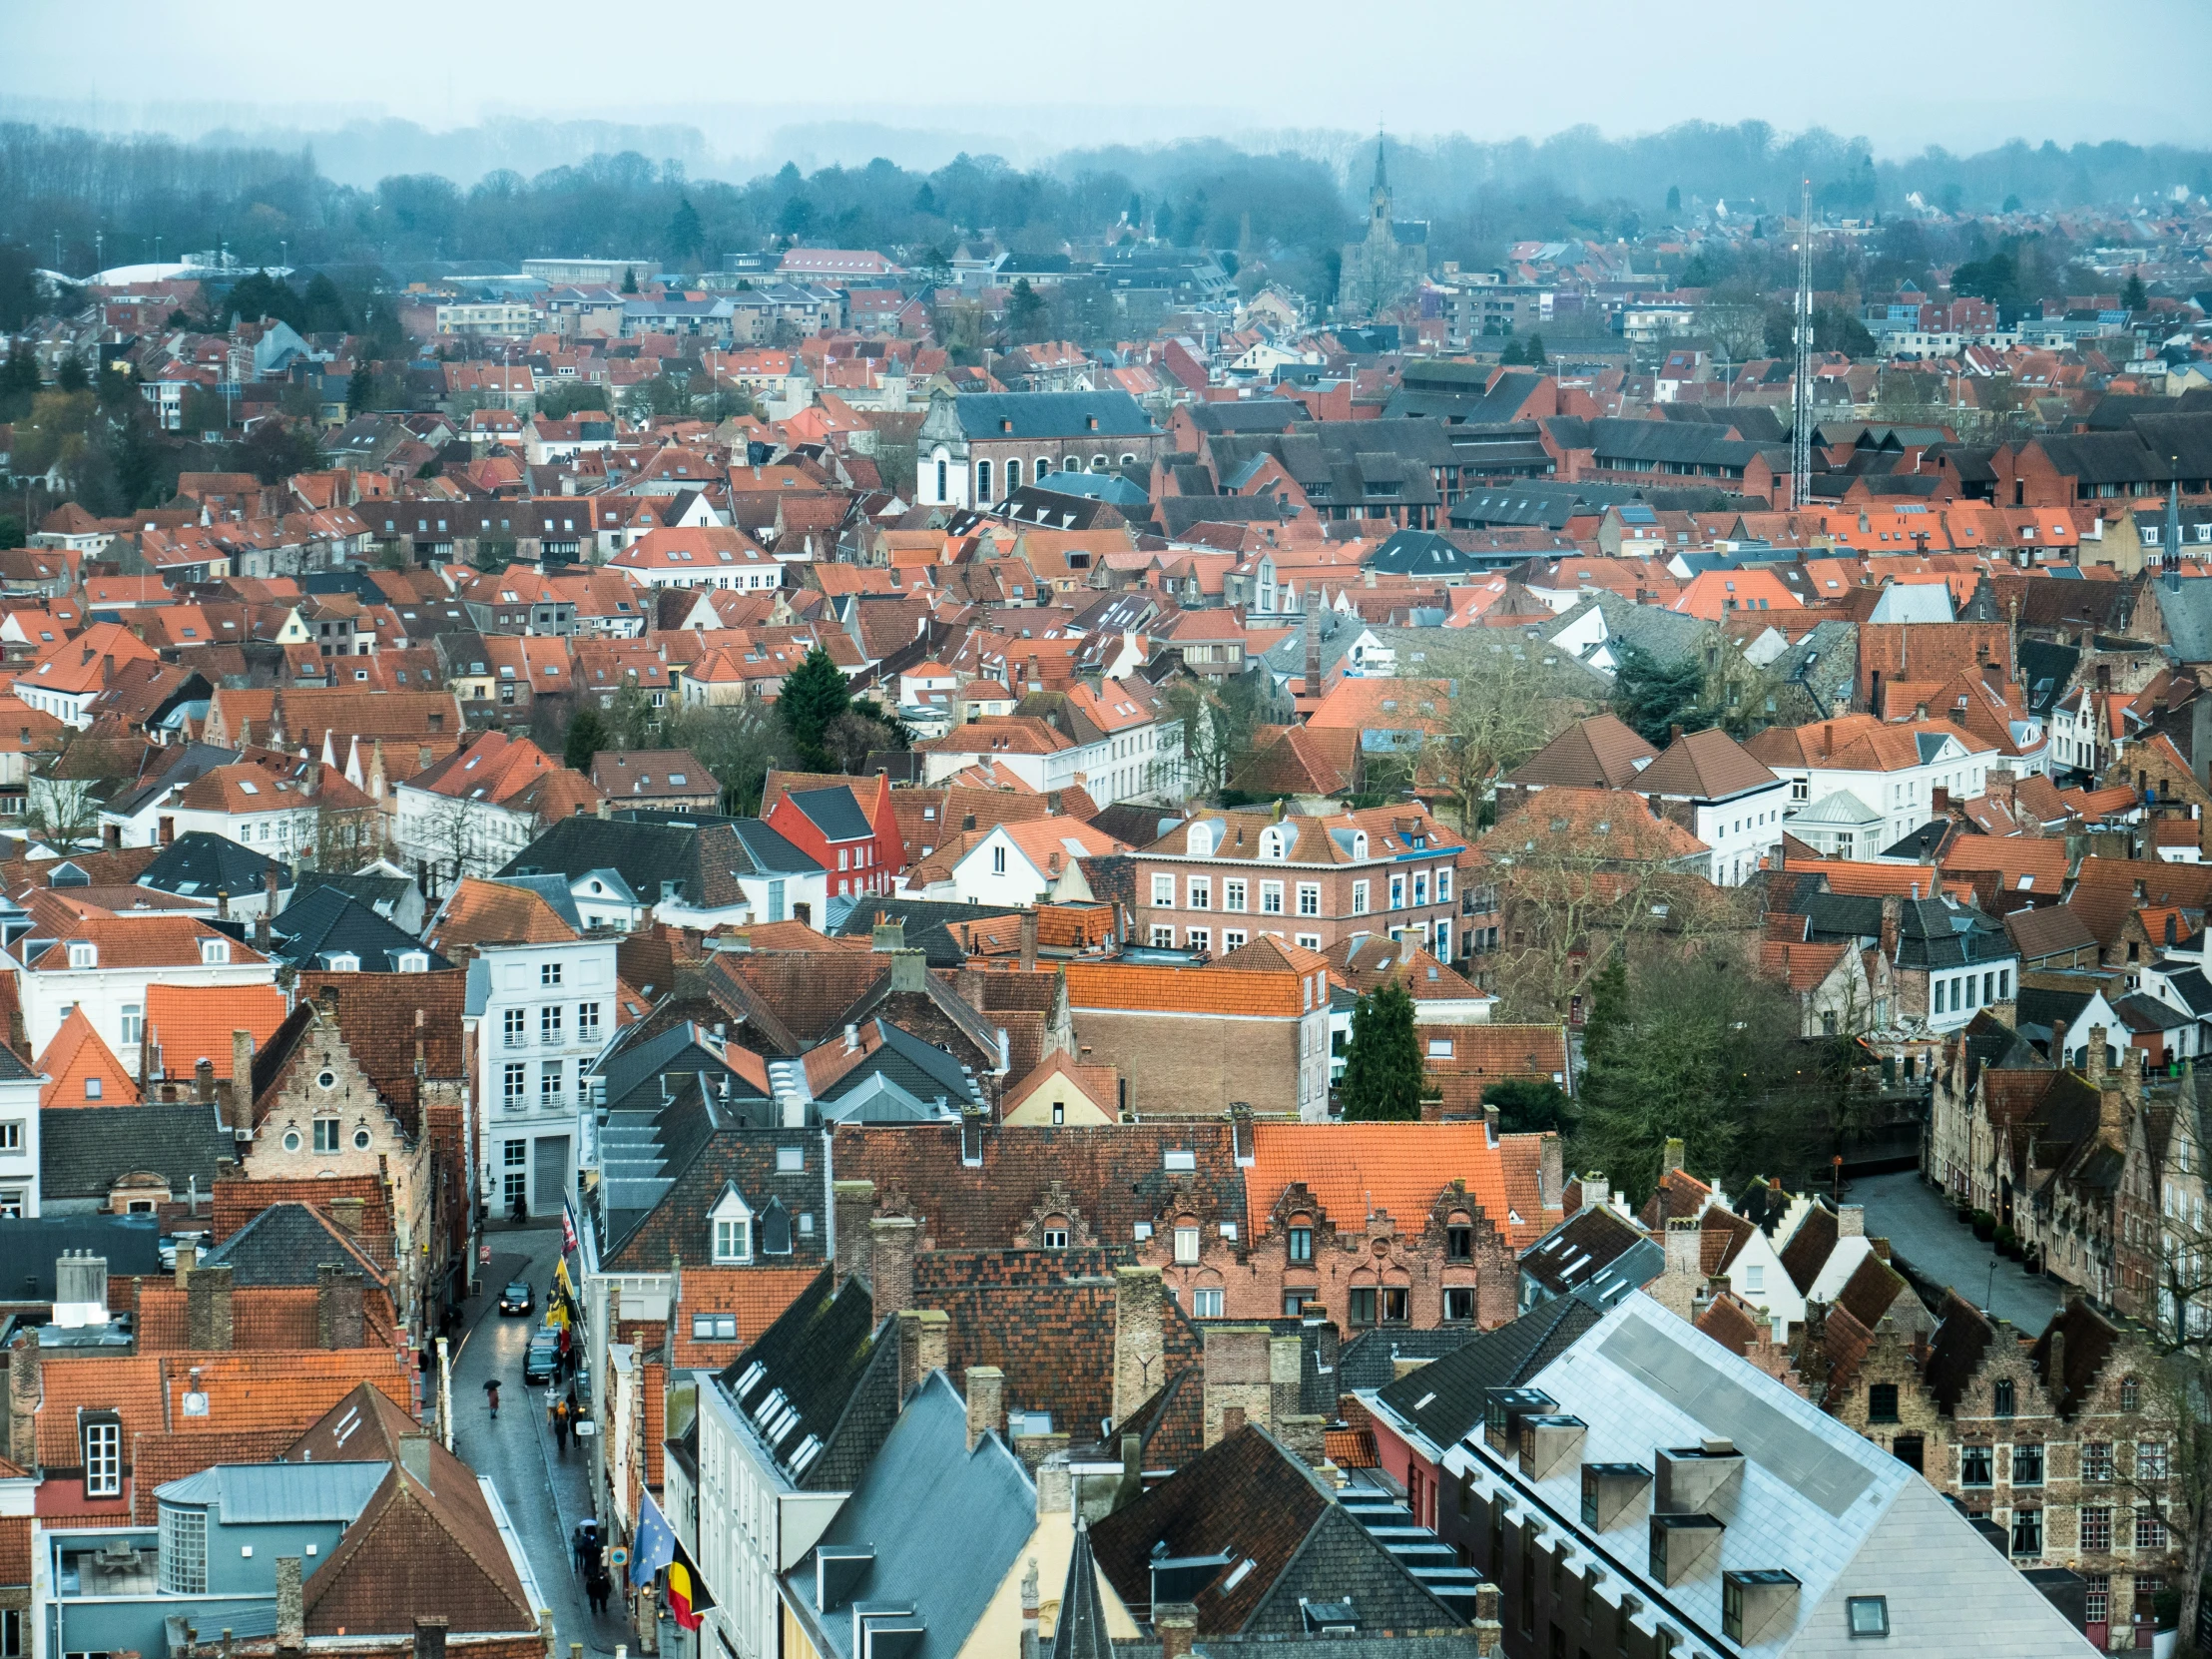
[448,1224,631,1655]
[1848,1168,2062,1331]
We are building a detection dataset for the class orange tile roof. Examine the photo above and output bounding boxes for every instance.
[427,877,578,959]
[668,1266,820,1368]
[37,1354,166,1464]
[142,983,288,1080]
[1063,961,1317,1018]
[1759,938,1850,991]
[1812,860,1975,902]
[1304,677,1453,733]
[1246,1121,1547,1248]
[36,1005,142,1107]
[21,911,271,973]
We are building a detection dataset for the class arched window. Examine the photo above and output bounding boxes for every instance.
[1352,830,1369,858]
[1036,456,1052,476]
[1006,459,1022,492]
[1260,825,1291,860]
[1090,454,1109,472]
[1187,821,1215,857]
[935,457,948,500]
[1120,453,1136,468]
[976,459,992,501]
[2121,1375,2141,1411]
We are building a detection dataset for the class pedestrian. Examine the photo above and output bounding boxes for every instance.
[588,1570,609,1617]
[553,1397,570,1456]
[482,1378,501,1420]
[574,1519,597,1574]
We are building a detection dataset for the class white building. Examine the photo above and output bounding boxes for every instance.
[1632,728,1793,887]
[464,927,620,1219]
[941,820,1121,907]
[1750,716,2001,855]
[10,915,276,1059]
[0,1045,41,1216]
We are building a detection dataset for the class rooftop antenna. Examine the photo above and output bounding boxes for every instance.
[1791,178,1815,510]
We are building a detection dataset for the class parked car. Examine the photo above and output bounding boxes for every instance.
[524,1328,560,1383]
[498,1281,534,1316]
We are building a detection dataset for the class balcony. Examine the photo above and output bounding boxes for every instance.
[540,1030,566,1047]
[503,1033,530,1051]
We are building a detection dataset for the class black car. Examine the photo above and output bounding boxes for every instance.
[498,1281,534,1316]
[524,1328,561,1383]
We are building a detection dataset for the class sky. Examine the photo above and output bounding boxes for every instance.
[9,0,2212,164]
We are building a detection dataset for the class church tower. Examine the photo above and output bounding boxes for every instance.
[1370,132,1392,233]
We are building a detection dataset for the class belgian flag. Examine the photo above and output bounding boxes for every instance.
[667,1552,713,1631]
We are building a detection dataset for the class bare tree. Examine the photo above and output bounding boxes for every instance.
[1420,638,1597,832]
[2130,1217,2212,1646]
[23,775,102,852]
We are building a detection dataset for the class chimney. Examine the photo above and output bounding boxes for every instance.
[275,1557,304,1651]
[2051,1017,2069,1067]
[101,654,115,688]
[964,1367,1005,1451]
[2085,1023,2109,1090]
[843,1022,859,1053]
[1836,1205,1866,1239]
[1303,598,1320,692]
[1538,1133,1563,1211]
[397,1430,433,1489]
[230,1029,256,1126]
[186,1264,236,1351]
[868,1215,917,1328]
[895,1307,949,1402]
[1660,1136,1686,1179]
[1112,1266,1166,1425]
[1481,1103,1499,1145]
[264,863,279,916]
[315,1265,365,1350]
[1156,1604,1198,1659]
[888,948,928,992]
[1581,1172,1611,1212]
[1879,894,1902,959]
[832,1180,875,1288]
[194,1056,216,1104]
[413,1617,449,1659]
[1664,1216,1701,1279]
[1020,909,1037,973]
[1219,1404,1247,1437]
[5,1332,38,1469]
[173,1243,196,1285]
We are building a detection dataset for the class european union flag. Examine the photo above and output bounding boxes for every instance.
[628,1489,676,1589]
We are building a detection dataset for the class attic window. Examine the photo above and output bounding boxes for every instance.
[1164,1149,1197,1172]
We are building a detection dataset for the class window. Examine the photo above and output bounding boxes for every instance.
[201,937,229,965]
[1412,873,1427,906]
[1187,876,1211,909]
[1390,876,1404,909]
[1224,879,1247,912]
[1436,868,1452,902]
[504,1007,527,1047]
[1297,883,1320,916]
[1744,1264,1764,1294]
[503,1063,526,1105]
[542,1004,563,1042]
[1261,880,1284,914]
[2138,1441,2169,1480]
[579,1002,601,1041]
[84,1416,121,1496]
[1150,925,1175,947]
[1845,1596,1890,1638]
[1042,1226,1069,1249]
[1173,1226,1201,1265]
[1351,879,1369,914]
[992,843,1007,875]
[2121,1375,2141,1411]
[312,1117,340,1153]
[1961,1445,1993,1486]
[1192,1288,1223,1318]
[2082,1507,2112,1551]
[2013,1442,2044,1486]
[1288,1225,1314,1263]
[1446,1225,1473,1261]
[1349,1287,1377,1325]
[1443,1286,1476,1321]
[2084,1441,2114,1483]
[501,1138,526,1206]
[2136,1509,2168,1550]
[1992,1379,2016,1416]
[161,1504,208,1593]
[1381,1287,1408,1322]
[691,1314,739,1342]
[714,1215,752,1264]
[1186,927,1210,951]
[120,1003,142,1047]
[1152,873,1176,907]
[541,1061,563,1103]
[2085,1576,2110,1626]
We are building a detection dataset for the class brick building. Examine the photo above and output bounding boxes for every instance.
[1128,805,1466,961]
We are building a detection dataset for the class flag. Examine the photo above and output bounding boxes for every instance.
[553,1256,574,1296]
[561,1204,580,1256]
[667,1554,714,1631]
[628,1489,676,1589]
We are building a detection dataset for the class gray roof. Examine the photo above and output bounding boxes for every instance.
[157,1459,389,1522]
[0,1214,162,1297]
[138,830,292,901]
[199,1202,382,1288]
[785,786,873,843]
[2156,575,2212,663]
[39,1103,236,1200]
[785,1370,1037,1659]
[267,884,449,973]
[950,390,1160,441]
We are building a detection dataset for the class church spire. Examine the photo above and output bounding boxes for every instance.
[1373,127,1388,195]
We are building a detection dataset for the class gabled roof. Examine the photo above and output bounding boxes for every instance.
[1632,726,1779,802]
[40,1101,234,1198]
[37,1005,141,1108]
[1374,1296,1604,1449]
[718,1267,895,1490]
[1504,714,1658,791]
[142,982,288,1080]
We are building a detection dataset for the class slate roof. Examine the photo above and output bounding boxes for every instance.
[1333,1327,1482,1392]
[0,1214,163,1297]
[136,830,293,903]
[200,1202,389,1288]
[1517,1206,1664,1308]
[784,784,874,842]
[39,1102,237,1199]
[717,1266,899,1490]
[268,883,452,972]
[784,1369,1038,1659]
[1088,1424,1461,1638]
[1371,1297,1603,1451]
[950,390,1160,440]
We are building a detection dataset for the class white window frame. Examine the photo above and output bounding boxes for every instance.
[1260,880,1284,914]
[1297,882,1321,917]
[84,1417,122,1496]
[1224,878,1247,912]
[711,1189,754,1264]
[1187,876,1211,910]
[1152,873,1176,907]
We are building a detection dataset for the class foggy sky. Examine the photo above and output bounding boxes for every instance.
[10,0,2210,163]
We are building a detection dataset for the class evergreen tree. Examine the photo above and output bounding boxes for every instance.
[1007,277,1048,342]
[1482,1078,1571,1136]
[1521,331,1546,368]
[667,196,706,267]
[344,363,373,416]
[301,272,351,333]
[620,266,639,294]
[2123,270,2148,311]
[777,646,851,772]
[1665,185,1682,215]
[564,706,610,774]
[1339,981,1422,1122]
[55,355,88,393]
[1611,642,1707,745]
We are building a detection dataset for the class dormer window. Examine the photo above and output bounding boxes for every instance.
[202,938,231,965]
[67,941,96,969]
[1259,826,1292,860]
[711,1187,754,1263]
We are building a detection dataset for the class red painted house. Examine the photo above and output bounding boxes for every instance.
[762,773,904,900]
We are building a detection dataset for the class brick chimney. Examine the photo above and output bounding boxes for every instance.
[1111,1266,1166,1425]
[6,1331,39,1470]
[868,1215,916,1328]
[1302,596,1320,694]
[895,1308,949,1403]
[832,1180,875,1288]
[187,1264,236,1351]
[194,1056,216,1104]
[964,1366,1005,1451]
[1879,894,1902,960]
[1020,909,1037,973]
[1156,1604,1197,1659]
[315,1265,365,1350]
[2085,1023,2109,1090]
[412,1617,448,1659]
